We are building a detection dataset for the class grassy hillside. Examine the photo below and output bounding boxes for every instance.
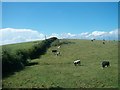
[2,39,118,88]
[2,40,42,53]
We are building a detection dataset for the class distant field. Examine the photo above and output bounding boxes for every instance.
[2,39,118,88]
[1,40,42,53]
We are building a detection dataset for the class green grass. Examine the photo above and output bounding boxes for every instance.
[1,40,42,53]
[2,39,118,88]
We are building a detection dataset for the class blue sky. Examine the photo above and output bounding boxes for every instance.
[3,2,118,34]
[1,2,118,45]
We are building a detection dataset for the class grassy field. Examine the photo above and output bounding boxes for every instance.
[1,40,42,53]
[2,39,118,88]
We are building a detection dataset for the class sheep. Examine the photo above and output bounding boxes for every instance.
[52,50,57,53]
[91,40,94,42]
[52,50,61,56]
[102,61,110,68]
[102,39,105,44]
[103,41,105,44]
[91,39,95,42]
[74,60,81,66]
[57,46,61,49]
[52,50,57,55]
[56,51,60,56]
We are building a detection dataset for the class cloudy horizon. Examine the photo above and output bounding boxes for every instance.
[0,28,119,45]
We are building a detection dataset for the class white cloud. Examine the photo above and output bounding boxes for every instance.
[109,29,118,35]
[55,29,118,40]
[0,28,119,45]
[0,28,45,45]
[80,32,89,36]
[91,31,107,36]
[60,33,77,39]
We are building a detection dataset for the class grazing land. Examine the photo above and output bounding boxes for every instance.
[2,39,118,88]
[1,40,42,53]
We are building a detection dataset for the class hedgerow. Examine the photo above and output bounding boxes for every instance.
[2,37,57,77]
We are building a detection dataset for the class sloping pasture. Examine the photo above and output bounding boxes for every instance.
[2,39,118,88]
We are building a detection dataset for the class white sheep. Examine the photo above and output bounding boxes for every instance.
[56,51,60,56]
[57,46,61,49]
[74,60,81,66]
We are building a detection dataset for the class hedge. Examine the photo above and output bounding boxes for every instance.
[2,37,57,77]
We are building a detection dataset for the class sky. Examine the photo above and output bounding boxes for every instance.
[1,2,119,45]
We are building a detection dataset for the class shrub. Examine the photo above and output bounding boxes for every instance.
[51,39,74,47]
[30,37,58,59]
[51,39,60,46]
[16,49,30,65]
[2,47,24,76]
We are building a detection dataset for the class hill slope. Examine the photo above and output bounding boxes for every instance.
[2,40,42,53]
[2,39,118,88]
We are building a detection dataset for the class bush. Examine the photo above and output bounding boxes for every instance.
[51,39,60,46]
[16,49,30,65]
[29,37,58,59]
[51,39,74,47]
[2,47,24,76]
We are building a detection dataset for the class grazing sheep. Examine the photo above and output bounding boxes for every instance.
[91,40,94,42]
[52,50,57,55]
[58,46,61,49]
[102,61,110,68]
[52,50,57,53]
[103,41,105,44]
[56,51,60,56]
[74,60,81,66]
[91,39,95,42]
[52,50,60,56]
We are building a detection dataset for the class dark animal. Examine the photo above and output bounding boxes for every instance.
[91,39,95,42]
[74,60,80,66]
[91,40,93,42]
[52,50,57,53]
[103,42,105,44]
[52,50,60,56]
[102,61,110,68]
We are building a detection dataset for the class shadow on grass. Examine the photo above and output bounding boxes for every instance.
[3,62,39,79]
[2,67,24,79]
[80,64,84,66]
[49,86,63,90]
[40,62,85,67]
